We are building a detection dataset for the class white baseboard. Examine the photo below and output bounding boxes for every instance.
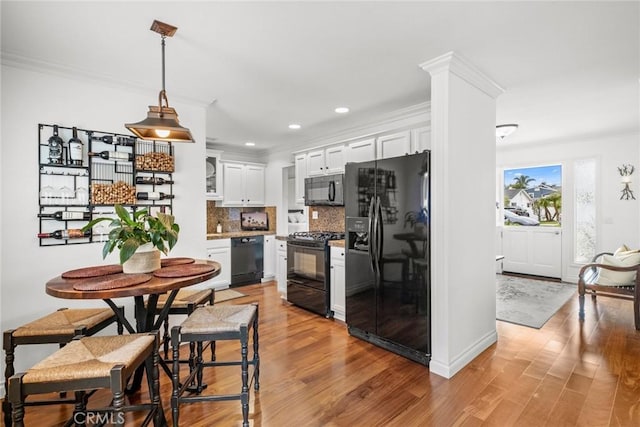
[429,329,497,379]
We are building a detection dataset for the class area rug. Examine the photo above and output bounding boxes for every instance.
[215,289,247,303]
[496,274,576,329]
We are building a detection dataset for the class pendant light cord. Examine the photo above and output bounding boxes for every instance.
[161,34,166,94]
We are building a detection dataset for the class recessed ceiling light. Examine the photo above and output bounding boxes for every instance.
[288,124,301,130]
[335,107,350,114]
[245,141,255,146]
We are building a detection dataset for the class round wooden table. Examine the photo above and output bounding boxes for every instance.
[46,259,220,396]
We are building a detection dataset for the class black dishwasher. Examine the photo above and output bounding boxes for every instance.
[230,236,264,286]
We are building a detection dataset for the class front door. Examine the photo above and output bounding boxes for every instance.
[501,164,563,279]
[502,226,562,278]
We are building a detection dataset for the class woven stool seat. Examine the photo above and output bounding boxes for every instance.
[23,334,155,385]
[3,307,123,426]
[171,303,259,427]
[8,332,162,426]
[181,304,256,335]
[11,308,116,338]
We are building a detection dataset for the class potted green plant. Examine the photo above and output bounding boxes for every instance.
[404,207,429,238]
[82,204,180,273]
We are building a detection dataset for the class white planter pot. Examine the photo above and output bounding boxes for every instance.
[122,242,161,274]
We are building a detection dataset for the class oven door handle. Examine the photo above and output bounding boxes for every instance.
[287,242,326,251]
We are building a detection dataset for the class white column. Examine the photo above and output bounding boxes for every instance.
[420,52,504,378]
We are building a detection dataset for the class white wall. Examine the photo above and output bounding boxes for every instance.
[497,131,639,281]
[0,65,207,393]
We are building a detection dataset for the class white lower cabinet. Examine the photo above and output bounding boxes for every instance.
[330,246,346,321]
[276,240,288,297]
[263,235,276,281]
[206,238,231,288]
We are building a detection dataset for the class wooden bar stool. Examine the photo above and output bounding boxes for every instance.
[170,303,259,427]
[8,331,162,427]
[3,307,123,426]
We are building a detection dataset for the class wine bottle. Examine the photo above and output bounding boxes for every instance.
[89,134,136,147]
[38,211,91,221]
[135,176,174,185]
[67,127,84,166]
[87,151,133,162]
[136,192,175,201]
[37,229,91,240]
[116,136,136,146]
[48,125,64,165]
[89,134,114,144]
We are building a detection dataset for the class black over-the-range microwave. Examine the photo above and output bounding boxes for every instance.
[304,173,344,206]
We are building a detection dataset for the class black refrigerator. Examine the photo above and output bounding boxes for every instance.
[345,151,431,365]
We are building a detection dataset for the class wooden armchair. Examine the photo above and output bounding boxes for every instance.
[578,251,640,330]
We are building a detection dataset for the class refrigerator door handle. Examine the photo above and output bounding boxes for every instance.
[368,197,377,274]
[376,196,384,264]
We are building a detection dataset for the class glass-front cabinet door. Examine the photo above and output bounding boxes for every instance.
[206,149,223,200]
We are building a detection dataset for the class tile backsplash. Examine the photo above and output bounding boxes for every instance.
[308,206,345,232]
[207,202,276,234]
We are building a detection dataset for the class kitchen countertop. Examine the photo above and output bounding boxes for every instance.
[328,239,345,248]
[207,230,276,240]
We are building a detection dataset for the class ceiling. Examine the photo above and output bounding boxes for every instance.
[2,2,638,153]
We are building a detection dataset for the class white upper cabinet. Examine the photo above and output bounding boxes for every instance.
[307,145,345,177]
[411,126,431,153]
[222,161,265,206]
[346,138,376,164]
[376,131,411,159]
[306,150,325,177]
[324,145,345,174]
[294,153,307,205]
[205,149,223,200]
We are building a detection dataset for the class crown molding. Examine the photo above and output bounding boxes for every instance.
[281,101,431,157]
[420,51,504,99]
[1,51,212,108]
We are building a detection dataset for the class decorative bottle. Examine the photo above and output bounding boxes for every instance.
[38,211,91,221]
[48,125,64,165]
[87,151,133,162]
[135,176,174,185]
[37,229,91,239]
[67,127,84,166]
[136,192,175,201]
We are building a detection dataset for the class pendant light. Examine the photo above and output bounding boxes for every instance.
[126,20,194,143]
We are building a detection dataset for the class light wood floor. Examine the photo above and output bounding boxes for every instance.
[9,281,640,426]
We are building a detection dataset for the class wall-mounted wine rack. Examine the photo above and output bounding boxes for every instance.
[38,123,175,246]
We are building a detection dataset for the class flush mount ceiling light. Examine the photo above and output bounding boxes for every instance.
[245,141,255,146]
[125,20,194,143]
[335,107,350,114]
[288,124,301,130]
[496,124,519,141]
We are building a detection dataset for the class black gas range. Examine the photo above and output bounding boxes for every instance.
[286,231,345,317]
[287,231,345,246]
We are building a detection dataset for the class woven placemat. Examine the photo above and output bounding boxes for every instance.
[153,263,215,278]
[72,273,152,291]
[62,264,123,279]
[160,257,196,267]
